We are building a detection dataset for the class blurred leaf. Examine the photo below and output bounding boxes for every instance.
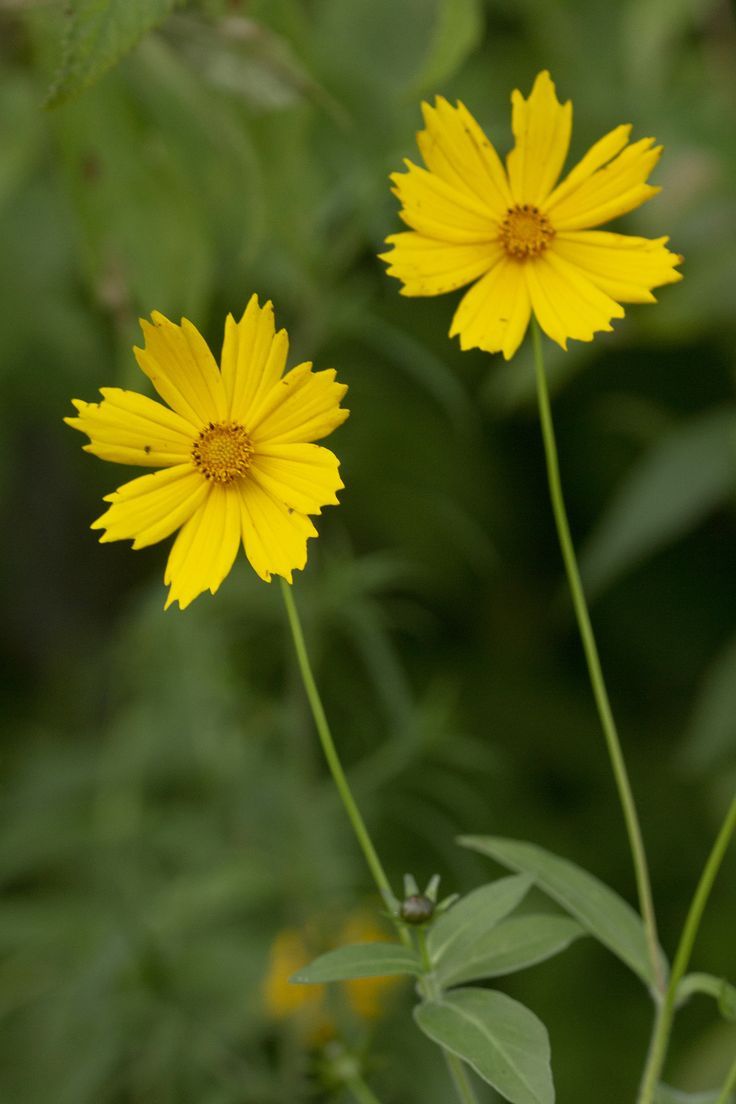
[410,0,484,95]
[460,836,659,986]
[427,874,532,965]
[682,634,736,770]
[414,987,554,1104]
[580,408,736,600]
[290,942,421,983]
[655,1087,734,1104]
[46,0,183,107]
[437,914,584,987]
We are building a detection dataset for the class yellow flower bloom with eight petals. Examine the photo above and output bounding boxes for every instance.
[66,295,349,609]
[381,70,682,359]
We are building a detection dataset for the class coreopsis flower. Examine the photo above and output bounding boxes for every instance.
[381,70,682,359]
[66,296,348,609]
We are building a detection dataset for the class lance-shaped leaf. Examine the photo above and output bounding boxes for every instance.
[428,874,533,967]
[460,836,662,986]
[415,987,554,1104]
[437,913,584,987]
[655,1086,735,1104]
[290,942,421,984]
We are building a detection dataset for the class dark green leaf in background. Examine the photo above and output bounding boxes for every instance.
[414,987,554,1104]
[47,0,184,107]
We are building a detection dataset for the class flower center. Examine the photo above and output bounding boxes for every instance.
[499,204,555,259]
[191,421,254,484]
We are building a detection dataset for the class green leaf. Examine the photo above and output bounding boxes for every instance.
[683,634,736,770]
[410,0,484,94]
[414,987,554,1104]
[47,0,183,107]
[580,409,736,599]
[428,874,533,966]
[676,972,736,1021]
[290,942,421,984]
[437,914,584,987]
[460,836,660,986]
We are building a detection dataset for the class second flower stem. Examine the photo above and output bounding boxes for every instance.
[530,320,664,995]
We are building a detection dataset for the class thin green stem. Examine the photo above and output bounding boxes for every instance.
[282,582,477,1104]
[716,1052,736,1104]
[416,930,479,1104]
[345,1074,384,1104]
[280,580,400,918]
[530,319,664,995]
[638,794,736,1104]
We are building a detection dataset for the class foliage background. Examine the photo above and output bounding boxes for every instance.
[2,0,735,1101]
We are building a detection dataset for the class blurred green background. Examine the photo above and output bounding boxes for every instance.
[2,1,735,1101]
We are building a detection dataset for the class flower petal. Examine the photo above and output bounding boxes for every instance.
[247,364,349,447]
[221,294,289,423]
[237,479,317,583]
[416,97,512,218]
[250,443,343,515]
[506,71,573,208]
[92,464,208,549]
[525,251,625,349]
[134,312,227,428]
[542,124,631,210]
[545,137,662,231]
[449,256,532,360]
[390,159,500,243]
[553,231,683,303]
[379,232,500,296]
[65,388,194,468]
[164,484,241,610]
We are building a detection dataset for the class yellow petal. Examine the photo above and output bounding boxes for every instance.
[542,124,632,210]
[552,231,683,303]
[250,443,343,515]
[134,312,227,428]
[417,98,513,218]
[391,159,500,243]
[92,464,207,549]
[247,364,349,447]
[220,294,289,423]
[164,484,241,610]
[237,479,317,583]
[506,71,573,208]
[65,388,194,468]
[450,256,531,360]
[379,232,500,296]
[525,251,625,350]
[545,138,662,230]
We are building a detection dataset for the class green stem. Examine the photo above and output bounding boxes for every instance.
[530,319,664,995]
[280,579,400,919]
[637,794,736,1104]
[416,930,479,1104]
[345,1074,384,1104]
[716,1052,736,1104]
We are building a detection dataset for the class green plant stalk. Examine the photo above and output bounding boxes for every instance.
[716,1052,736,1104]
[345,1074,384,1104]
[282,582,477,1104]
[416,928,479,1104]
[638,793,736,1104]
[280,579,402,922]
[530,319,664,995]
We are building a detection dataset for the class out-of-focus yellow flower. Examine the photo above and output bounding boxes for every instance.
[381,71,682,360]
[262,912,403,1041]
[66,295,348,609]
[340,912,402,1021]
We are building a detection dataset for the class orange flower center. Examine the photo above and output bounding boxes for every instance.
[192,421,254,484]
[499,204,555,259]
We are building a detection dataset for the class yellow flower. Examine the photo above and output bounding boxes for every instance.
[381,70,683,360]
[66,295,349,609]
